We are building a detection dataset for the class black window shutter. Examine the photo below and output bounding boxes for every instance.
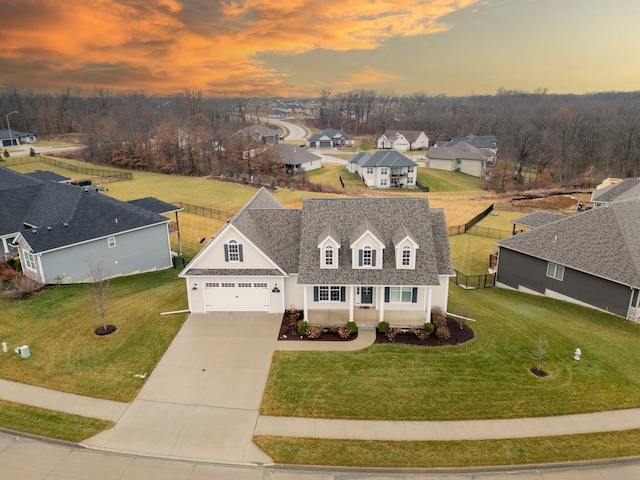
[412,287,418,303]
[224,244,229,262]
[384,287,390,303]
[358,249,363,266]
[238,244,244,262]
[314,286,319,302]
[372,250,377,266]
[340,286,346,302]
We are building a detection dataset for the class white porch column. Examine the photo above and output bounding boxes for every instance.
[425,287,433,323]
[379,286,385,323]
[444,275,451,312]
[349,286,355,323]
[303,287,309,322]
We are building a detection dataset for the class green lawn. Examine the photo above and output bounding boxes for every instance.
[417,167,485,192]
[0,400,113,442]
[304,164,366,190]
[0,268,187,402]
[255,429,640,468]
[261,285,640,421]
[449,234,498,274]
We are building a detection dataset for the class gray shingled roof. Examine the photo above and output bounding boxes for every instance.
[0,165,42,190]
[276,144,321,166]
[183,268,282,276]
[127,197,183,214]
[591,178,640,204]
[229,188,301,274]
[510,210,567,229]
[307,128,353,142]
[444,135,497,149]
[297,197,454,285]
[496,198,640,288]
[238,125,280,137]
[349,151,417,167]
[427,142,485,161]
[382,130,425,143]
[25,170,70,183]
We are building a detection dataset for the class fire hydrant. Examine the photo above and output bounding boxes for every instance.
[574,348,582,361]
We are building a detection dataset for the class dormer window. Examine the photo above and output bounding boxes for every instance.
[224,240,243,262]
[359,246,376,267]
[325,246,333,266]
[402,246,411,266]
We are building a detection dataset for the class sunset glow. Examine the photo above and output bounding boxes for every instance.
[1,0,638,97]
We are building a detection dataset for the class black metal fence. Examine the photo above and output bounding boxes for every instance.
[465,225,512,239]
[415,181,430,192]
[174,201,233,221]
[453,270,495,289]
[2,155,133,182]
[448,203,495,236]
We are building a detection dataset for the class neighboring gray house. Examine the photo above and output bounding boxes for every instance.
[0,129,37,147]
[307,129,354,148]
[180,188,454,325]
[591,178,640,207]
[276,144,322,174]
[0,167,174,283]
[377,130,429,151]
[495,198,640,321]
[238,125,281,144]
[508,210,567,235]
[348,151,417,188]
[427,141,491,178]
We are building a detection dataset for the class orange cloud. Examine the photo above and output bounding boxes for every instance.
[0,0,482,96]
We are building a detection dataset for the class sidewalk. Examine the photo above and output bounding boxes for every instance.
[0,379,128,422]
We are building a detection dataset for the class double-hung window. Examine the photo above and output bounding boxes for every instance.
[402,246,411,266]
[23,251,36,271]
[362,246,372,266]
[325,246,333,266]
[224,240,243,262]
[386,286,418,303]
[314,285,345,302]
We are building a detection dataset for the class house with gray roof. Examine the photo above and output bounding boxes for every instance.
[495,198,640,320]
[307,129,354,148]
[377,130,429,151]
[276,144,322,174]
[348,151,417,188]
[238,125,281,145]
[427,141,491,178]
[590,178,640,207]
[180,188,454,325]
[0,129,37,147]
[0,166,174,283]
[509,210,567,234]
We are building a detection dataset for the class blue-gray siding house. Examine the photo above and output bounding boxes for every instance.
[495,198,640,321]
[1,166,174,283]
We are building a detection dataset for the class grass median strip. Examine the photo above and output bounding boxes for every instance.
[0,400,113,442]
[255,430,640,468]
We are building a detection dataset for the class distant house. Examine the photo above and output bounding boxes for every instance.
[591,178,640,207]
[0,130,37,147]
[348,151,417,188]
[377,130,429,151]
[238,125,281,145]
[307,129,354,148]
[180,188,454,325]
[495,198,640,321]
[276,144,322,174]
[427,142,491,178]
[0,167,175,283]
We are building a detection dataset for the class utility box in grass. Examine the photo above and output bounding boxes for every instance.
[14,345,30,359]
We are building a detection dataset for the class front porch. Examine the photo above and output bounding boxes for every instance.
[306,308,427,327]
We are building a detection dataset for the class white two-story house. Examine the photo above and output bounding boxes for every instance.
[180,188,454,325]
[348,151,418,188]
[377,130,429,151]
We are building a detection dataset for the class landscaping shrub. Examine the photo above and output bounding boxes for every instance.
[431,307,451,341]
[338,326,351,338]
[3,273,46,299]
[307,326,322,339]
[346,321,357,334]
[386,328,401,342]
[297,320,308,335]
[378,321,390,333]
[423,323,435,334]
[411,328,429,340]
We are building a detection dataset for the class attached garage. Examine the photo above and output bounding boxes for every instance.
[203,279,271,312]
[318,140,332,148]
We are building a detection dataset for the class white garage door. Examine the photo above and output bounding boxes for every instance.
[203,281,270,312]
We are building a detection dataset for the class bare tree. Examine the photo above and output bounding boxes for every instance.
[88,261,112,333]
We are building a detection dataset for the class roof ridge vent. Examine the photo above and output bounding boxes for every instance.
[64,222,69,227]
[47,226,52,231]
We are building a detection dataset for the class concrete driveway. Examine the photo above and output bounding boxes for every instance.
[83,312,282,464]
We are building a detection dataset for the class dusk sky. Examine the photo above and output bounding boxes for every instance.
[2,0,638,98]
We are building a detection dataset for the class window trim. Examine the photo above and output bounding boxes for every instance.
[23,250,36,271]
[385,286,418,303]
[314,285,346,303]
[224,240,243,262]
[547,262,565,281]
[325,245,333,266]
[402,246,411,266]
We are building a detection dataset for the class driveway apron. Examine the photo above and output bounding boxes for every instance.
[83,312,281,464]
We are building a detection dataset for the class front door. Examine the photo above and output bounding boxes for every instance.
[360,286,373,305]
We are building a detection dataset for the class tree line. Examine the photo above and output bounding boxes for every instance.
[2,86,640,190]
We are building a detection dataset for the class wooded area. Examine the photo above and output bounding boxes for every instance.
[2,86,639,189]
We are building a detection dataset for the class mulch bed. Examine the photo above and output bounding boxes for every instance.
[375,317,474,346]
[95,325,117,336]
[278,313,474,346]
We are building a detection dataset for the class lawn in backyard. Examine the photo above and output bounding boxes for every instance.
[261,284,640,421]
[417,167,485,192]
[0,268,187,402]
